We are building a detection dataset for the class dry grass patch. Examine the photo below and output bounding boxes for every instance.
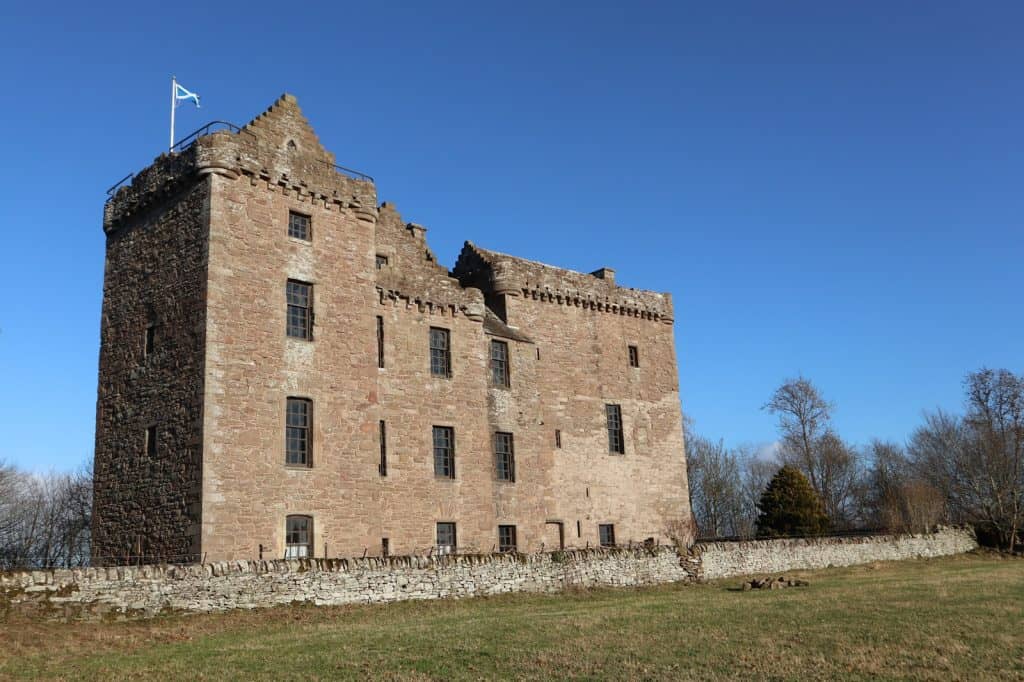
[0,553,1021,680]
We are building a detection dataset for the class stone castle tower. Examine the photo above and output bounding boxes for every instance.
[92,95,692,564]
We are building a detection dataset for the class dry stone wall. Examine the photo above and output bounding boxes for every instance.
[686,526,977,581]
[0,547,687,620]
[0,529,977,621]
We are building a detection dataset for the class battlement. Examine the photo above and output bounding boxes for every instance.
[453,242,674,323]
[103,94,376,234]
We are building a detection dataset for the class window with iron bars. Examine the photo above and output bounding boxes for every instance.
[433,426,455,478]
[606,404,624,454]
[628,344,639,368]
[494,432,515,482]
[286,280,313,340]
[429,327,451,377]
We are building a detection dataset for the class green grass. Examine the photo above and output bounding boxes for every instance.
[1,553,1021,680]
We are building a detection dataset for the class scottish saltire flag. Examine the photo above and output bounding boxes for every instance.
[175,82,200,108]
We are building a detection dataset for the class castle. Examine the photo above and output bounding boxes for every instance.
[92,95,691,564]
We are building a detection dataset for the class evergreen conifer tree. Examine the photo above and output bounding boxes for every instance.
[756,465,830,536]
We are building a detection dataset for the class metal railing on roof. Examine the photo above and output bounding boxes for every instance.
[171,120,253,153]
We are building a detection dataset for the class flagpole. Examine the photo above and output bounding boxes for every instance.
[169,75,176,152]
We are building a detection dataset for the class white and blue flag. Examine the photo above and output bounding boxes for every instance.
[174,82,200,108]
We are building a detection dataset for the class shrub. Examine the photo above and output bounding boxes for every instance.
[756,465,830,537]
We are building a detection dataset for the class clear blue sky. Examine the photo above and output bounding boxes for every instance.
[0,2,1020,471]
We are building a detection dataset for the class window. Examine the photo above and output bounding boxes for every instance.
[555,429,562,449]
[288,211,310,241]
[436,522,456,554]
[144,324,155,357]
[145,425,157,456]
[577,520,582,538]
[628,345,639,368]
[433,426,455,478]
[375,254,388,270]
[382,537,390,558]
[599,524,616,547]
[286,398,312,466]
[495,432,515,482]
[490,340,510,387]
[376,316,385,368]
[285,515,313,558]
[429,327,451,377]
[498,525,518,552]
[606,404,625,454]
[286,280,313,340]
[379,420,387,477]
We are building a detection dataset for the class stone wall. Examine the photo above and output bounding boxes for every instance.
[685,526,978,581]
[1,529,978,621]
[0,547,687,620]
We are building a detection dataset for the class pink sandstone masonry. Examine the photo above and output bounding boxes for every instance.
[0,528,976,621]
[93,93,692,564]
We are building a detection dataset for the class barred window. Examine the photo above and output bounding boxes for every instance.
[498,525,517,552]
[286,280,313,340]
[599,524,616,548]
[429,327,451,377]
[495,432,515,482]
[628,345,639,368]
[285,515,313,558]
[288,211,310,241]
[375,254,388,269]
[286,398,312,466]
[436,522,456,554]
[555,429,562,449]
[433,426,455,478]
[606,404,624,454]
[145,425,157,457]
[490,340,509,387]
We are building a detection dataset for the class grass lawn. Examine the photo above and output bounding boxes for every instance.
[0,553,1021,680]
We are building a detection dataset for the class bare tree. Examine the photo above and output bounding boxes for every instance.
[685,434,746,537]
[0,461,92,569]
[763,377,865,527]
[865,440,943,533]
[909,369,1024,550]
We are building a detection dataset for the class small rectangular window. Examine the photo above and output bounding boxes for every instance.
[375,254,388,270]
[628,345,639,368]
[495,432,515,482]
[577,520,582,538]
[286,280,313,340]
[379,420,387,477]
[286,398,312,466]
[606,404,625,454]
[288,211,311,241]
[599,524,616,548]
[555,429,562,449]
[498,525,518,552]
[429,327,451,378]
[376,316,385,368]
[436,522,457,554]
[490,340,510,387]
[144,324,155,357]
[382,537,390,557]
[145,425,157,456]
[285,515,313,558]
[433,426,455,478]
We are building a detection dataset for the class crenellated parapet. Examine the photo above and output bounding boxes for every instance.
[104,94,377,234]
[453,242,674,323]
